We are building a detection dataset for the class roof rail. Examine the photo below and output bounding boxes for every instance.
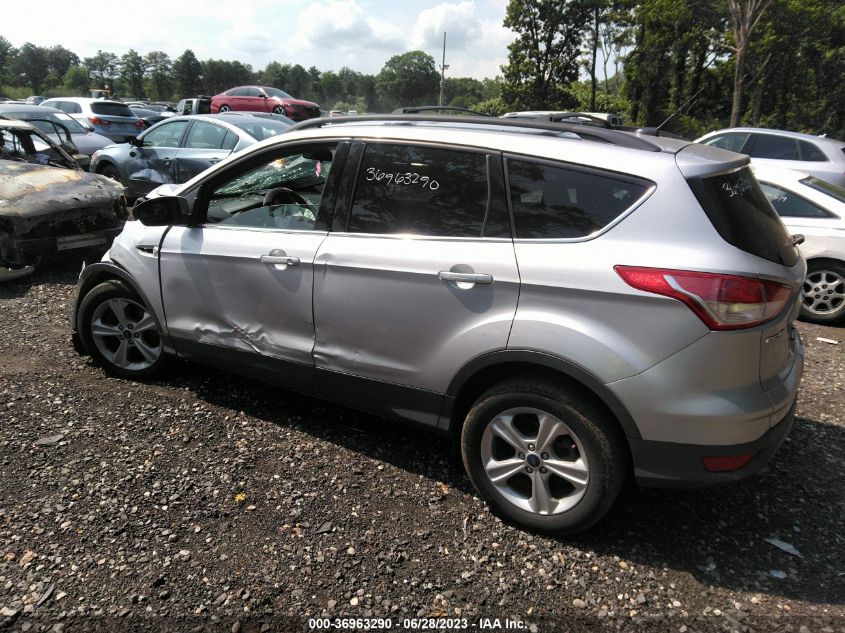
[392,105,493,117]
[286,114,662,152]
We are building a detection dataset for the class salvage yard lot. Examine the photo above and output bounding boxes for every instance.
[1,263,843,633]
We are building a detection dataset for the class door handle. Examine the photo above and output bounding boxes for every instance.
[209,157,222,164]
[438,271,493,285]
[260,254,300,266]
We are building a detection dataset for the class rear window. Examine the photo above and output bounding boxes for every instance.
[90,102,134,118]
[688,167,799,266]
[507,159,651,239]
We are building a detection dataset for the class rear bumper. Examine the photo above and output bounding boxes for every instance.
[631,398,797,487]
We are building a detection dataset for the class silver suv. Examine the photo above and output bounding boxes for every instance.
[70,115,805,534]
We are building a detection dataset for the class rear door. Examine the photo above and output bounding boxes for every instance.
[173,120,237,183]
[311,142,519,426]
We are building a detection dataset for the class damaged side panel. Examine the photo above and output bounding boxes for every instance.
[158,225,329,392]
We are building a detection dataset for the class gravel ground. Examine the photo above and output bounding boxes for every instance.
[0,262,843,633]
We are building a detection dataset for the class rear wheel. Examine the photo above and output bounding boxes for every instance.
[78,280,166,379]
[801,260,845,324]
[461,380,627,534]
[218,104,230,112]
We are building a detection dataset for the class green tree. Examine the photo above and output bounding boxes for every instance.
[119,49,146,99]
[13,43,50,93]
[376,50,439,110]
[173,49,203,98]
[84,50,119,92]
[144,51,172,100]
[0,36,14,85]
[500,0,592,110]
[63,65,90,96]
[727,0,774,127]
[46,46,79,82]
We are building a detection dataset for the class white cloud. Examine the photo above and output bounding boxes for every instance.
[292,0,405,52]
[411,1,482,51]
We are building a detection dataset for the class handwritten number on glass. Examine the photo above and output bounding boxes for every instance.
[366,167,440,190]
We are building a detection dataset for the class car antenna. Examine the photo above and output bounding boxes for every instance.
[655,86,705,134]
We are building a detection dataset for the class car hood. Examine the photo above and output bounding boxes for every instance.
[70,132,114,156]
[281,97,319,108]
[0,160,124,218]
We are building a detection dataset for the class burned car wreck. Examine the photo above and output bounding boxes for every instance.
[0,119,127,281]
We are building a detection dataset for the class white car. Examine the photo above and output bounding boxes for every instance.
[753,165,845,324]
[698,128,845,188]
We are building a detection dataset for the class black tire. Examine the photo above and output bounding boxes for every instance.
[800,260,845,325]
[272,105,284,115]
[461,380,627,535]
[78,280,167,379]
[99,163,123,186]
[219,104,230,112]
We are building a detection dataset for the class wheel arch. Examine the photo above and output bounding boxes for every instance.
[71,262,174,353]
[442,350,641,447]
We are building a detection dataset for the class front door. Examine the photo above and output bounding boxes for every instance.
[126,119,188,197]
[159,141,343,392]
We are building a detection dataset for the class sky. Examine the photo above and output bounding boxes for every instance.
[4,0,513,80]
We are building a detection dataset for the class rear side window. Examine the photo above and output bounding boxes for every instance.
[90,102,134,118]
[760,183,834,218]
[346,144,488,237]
[798,140,827,162]
[183,121,229,149]
[507,159,650,239]
[688,167,799,266]
[745,134,799,160]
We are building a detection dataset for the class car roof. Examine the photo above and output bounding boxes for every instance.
[0,118,37,131]
[700,127,845,147]
[43,97,124,105]
[0,103,63,114]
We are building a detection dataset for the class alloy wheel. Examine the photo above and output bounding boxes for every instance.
[803,269,845,317]
[89,298,162,371]
[480,407,590,515]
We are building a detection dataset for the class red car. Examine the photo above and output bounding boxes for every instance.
[210,86,320,121]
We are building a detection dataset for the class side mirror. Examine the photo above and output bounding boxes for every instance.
[133,196,193,226]
[129,136,144,147]
[74,154,91,171]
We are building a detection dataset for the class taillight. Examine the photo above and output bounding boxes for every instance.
[88,116,110,127]
[615,266,793,330]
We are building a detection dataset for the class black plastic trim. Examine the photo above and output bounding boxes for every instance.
[444,349,641,440]
[630,399,797,488]
[316,368,445,433]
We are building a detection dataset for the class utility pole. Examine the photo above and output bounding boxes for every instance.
[438,31,449,107]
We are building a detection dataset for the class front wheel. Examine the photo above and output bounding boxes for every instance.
[78,280,166,379]
[801,260,845,324]
[99,163,123,186]
[272,105,284,115]
[461,380,627,534]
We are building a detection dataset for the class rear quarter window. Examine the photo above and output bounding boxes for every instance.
[506,158,651,239]
[688,167,799,266]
